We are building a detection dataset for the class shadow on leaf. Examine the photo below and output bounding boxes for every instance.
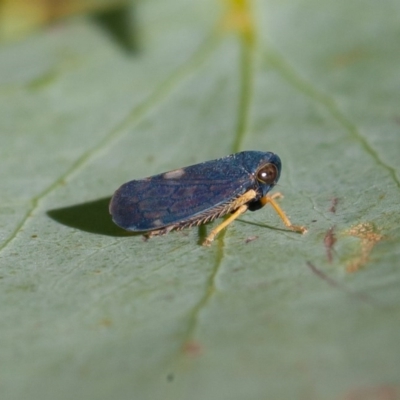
[92,3,140,54]
[47,197,134,237]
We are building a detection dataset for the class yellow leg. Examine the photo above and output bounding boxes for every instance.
[261,193,307,234]
[202,204,249,246]
[202,190,257,246]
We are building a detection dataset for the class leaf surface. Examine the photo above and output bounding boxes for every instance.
[1,0,399,399]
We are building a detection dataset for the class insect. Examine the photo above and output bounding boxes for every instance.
[109,151,306,246]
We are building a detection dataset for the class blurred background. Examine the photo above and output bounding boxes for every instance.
[0,0,399,399]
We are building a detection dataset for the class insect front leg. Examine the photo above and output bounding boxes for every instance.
[261,193,307,234]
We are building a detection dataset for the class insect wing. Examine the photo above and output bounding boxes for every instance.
[110,157,253,232]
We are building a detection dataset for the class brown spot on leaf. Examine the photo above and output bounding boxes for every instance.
[245,235,258,243]
[183,340,203,357]
[99,318,112,327]
[341,384,398,400]
[332,49,365,68]
[344,223,384,273]
[329,197,339,213]
[324,226,336,263]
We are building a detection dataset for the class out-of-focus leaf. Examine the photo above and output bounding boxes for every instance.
[0,0,399,399]
[0,0,128,41]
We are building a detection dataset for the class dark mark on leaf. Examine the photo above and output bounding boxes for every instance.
[324,226,336,263]
[167,373,174,382]
[306,261,376,306]
[245,235,258,243]
[329,197,338,213]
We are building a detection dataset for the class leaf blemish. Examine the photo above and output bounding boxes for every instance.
[324,226,336,263]
[182,340,203,357]
[329,197,339,213]
[344,222,384,273]
[245,235,258,243]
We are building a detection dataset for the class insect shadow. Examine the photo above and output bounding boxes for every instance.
[47,197,135,237]
[47,197,213,241]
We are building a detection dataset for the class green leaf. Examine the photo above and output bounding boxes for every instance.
[1,0,399,399]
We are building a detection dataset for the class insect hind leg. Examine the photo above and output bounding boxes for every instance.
[202,204,249,246]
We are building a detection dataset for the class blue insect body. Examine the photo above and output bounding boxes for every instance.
[109,151,305,245]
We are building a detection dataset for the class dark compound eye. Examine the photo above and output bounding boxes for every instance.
[256,163,277,184]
